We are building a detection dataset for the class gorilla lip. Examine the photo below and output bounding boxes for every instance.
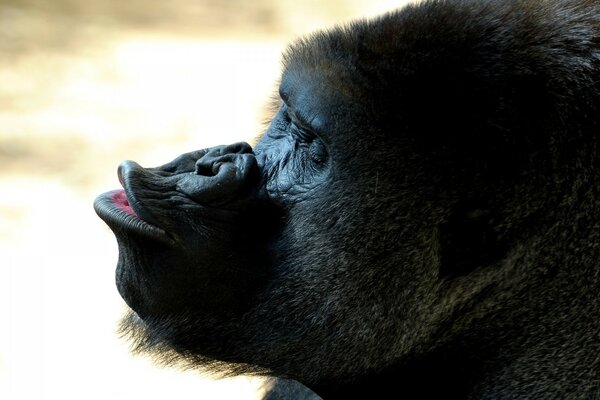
[93,189,170,243]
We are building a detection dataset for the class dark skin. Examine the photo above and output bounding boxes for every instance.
[95,0,600,398]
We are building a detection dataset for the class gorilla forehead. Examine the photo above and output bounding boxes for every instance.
[279,52,371,144]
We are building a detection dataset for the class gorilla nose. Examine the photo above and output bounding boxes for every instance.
[194,142,256,178]
[175,143,260,204]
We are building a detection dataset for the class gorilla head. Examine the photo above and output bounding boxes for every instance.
[94,0,600,398]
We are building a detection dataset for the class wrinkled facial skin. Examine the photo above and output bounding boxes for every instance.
[95,1,600,398]
[95,142,278,318]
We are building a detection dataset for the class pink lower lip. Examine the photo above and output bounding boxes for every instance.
[112,189,137,216]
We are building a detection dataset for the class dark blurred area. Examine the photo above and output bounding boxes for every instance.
[0,0,406,399]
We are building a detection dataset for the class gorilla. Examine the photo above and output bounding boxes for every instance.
[94,0,600,398]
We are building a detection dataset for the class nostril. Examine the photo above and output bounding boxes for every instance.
[196,153,238,177]
[194,144,254,178]
[195,162,216,177]
[178,150,260,204]
[212,161,224,176]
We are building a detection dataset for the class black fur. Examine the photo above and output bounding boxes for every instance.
[94,1,600,398]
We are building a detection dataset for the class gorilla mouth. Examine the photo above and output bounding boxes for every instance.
[93,189,170,243]
[112,189,137,216]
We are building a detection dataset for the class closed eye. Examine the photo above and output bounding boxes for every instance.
[292,122,316,142]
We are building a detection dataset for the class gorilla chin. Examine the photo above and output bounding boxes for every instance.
[95,1,600,399]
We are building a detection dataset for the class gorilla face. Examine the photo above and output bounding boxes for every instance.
[95,0,600,398]
[95,44,440,375]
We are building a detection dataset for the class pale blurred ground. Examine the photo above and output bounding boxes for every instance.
[0,1,410,399]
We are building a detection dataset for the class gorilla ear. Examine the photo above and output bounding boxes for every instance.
[438,202,507,278]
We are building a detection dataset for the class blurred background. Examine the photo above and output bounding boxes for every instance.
[0,1,410,398]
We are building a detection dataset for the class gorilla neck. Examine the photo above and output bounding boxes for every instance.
[310,308,596,400]
[311,232,599,399]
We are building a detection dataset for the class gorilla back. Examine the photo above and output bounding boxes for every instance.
[94,0,600,398]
